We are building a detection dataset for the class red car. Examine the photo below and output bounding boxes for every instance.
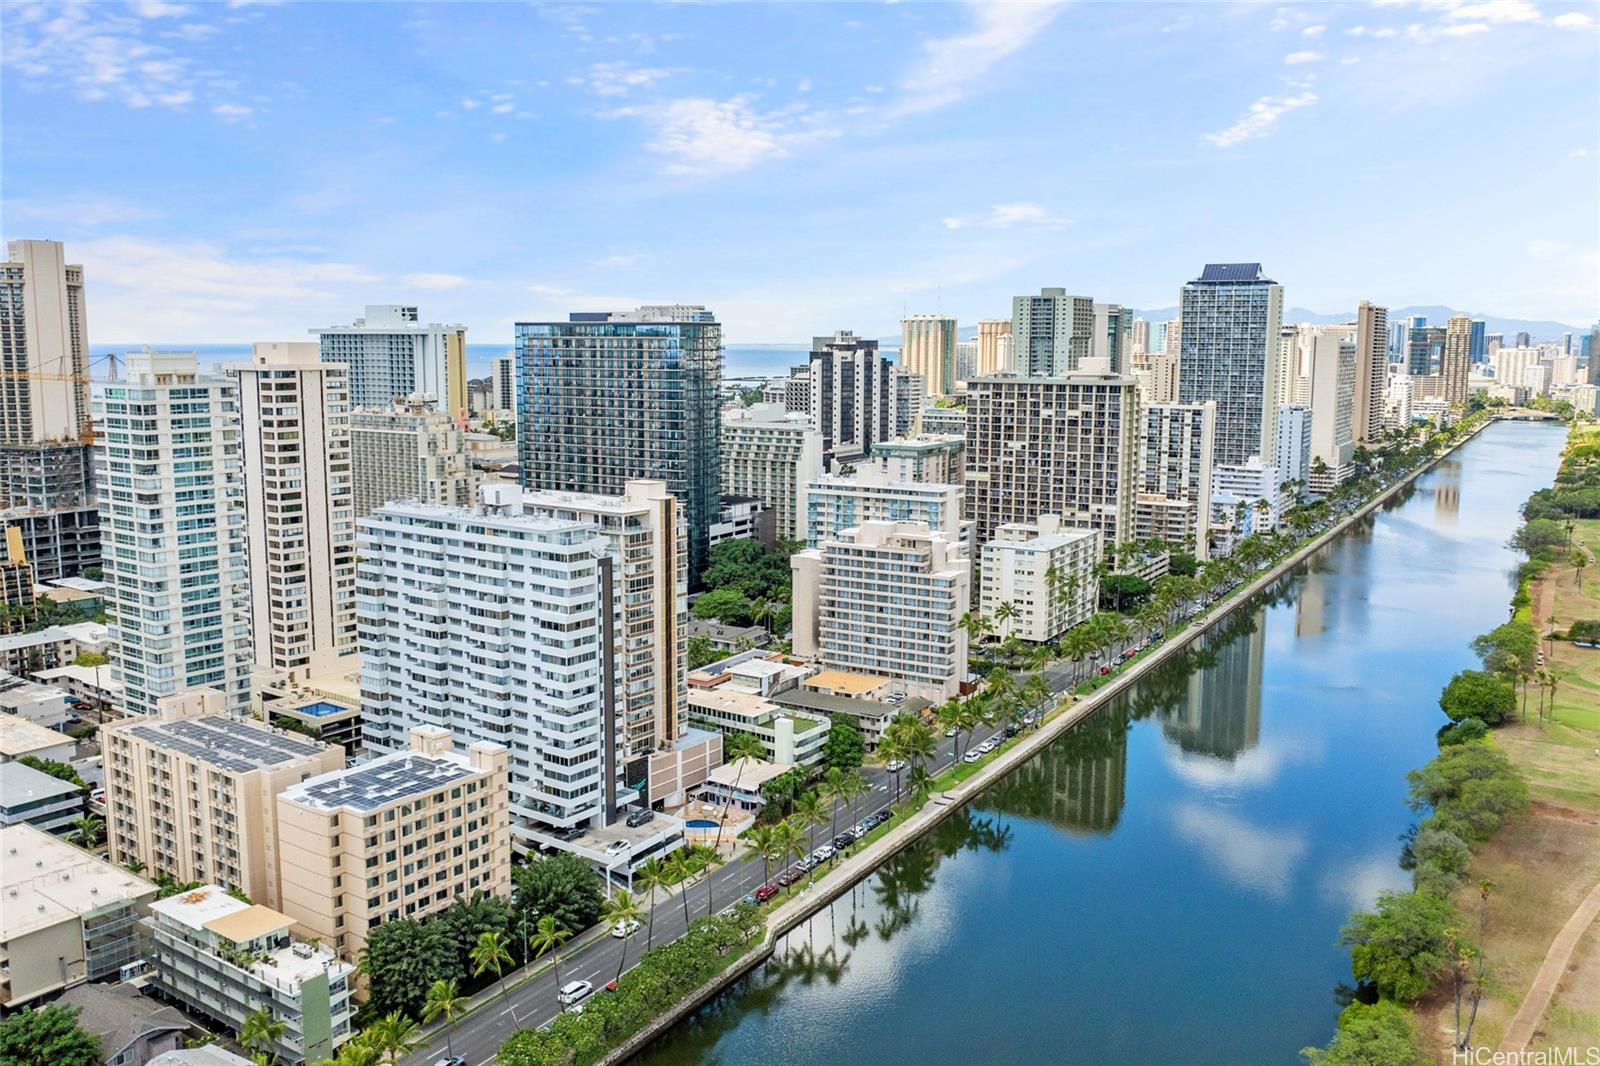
[1099,666,1112,676]
[756,883,780,902]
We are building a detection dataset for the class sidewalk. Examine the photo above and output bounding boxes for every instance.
[1498,874,1600,1052]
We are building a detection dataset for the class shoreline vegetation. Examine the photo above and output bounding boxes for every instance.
[480,409,1505,1066]
[1303,417,1600,1066]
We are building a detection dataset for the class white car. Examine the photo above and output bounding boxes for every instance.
[558,979,593,1008]
[963,751,981,764]
[813,845,835,861]
[605,840,631,856]
[885,759,907,772]
[611,918,641,938]
[944,727,959,737]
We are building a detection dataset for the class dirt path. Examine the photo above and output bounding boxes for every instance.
[1498,874,1600,1051]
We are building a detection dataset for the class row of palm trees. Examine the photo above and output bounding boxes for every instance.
[743,766,871,886]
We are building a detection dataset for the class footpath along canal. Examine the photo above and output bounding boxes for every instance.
[634,420,1565,1065]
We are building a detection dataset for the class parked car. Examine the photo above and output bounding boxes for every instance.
[610,918,640,938]
[1003,725,1019,738]
[740,893,759,906]
[625,807,655,828]
[833,834,854,849]
[434,1057,466,1066]
[777,869,801,886]
[813,845,835,862]
[963,751,981,764]
[756,883,781,902]
[558,980,594,1007]
[885,759,907,772]
[605,840,631,856]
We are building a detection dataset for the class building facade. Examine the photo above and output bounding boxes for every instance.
[976,319,1014,377]
[348,400,478,518]
[806,330,902,467]
[869,434,965,485]
[1273,403,1313,492]
[804,466,965,548]
[1012,288,1094,375]
[236,344,356,679]
[1352,301,1389,445]
[312,305,467,416]
[1136,402,1216,559]
[1176,263,1284,468]
[515,306,721,580]
[979,515,1100,643]
[720,404,824,543]
[1442,314,1472,404]
[900,315,958,398]
[95,352,252,716]
[1304,326,1357,491]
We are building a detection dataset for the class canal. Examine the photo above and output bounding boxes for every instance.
[635,421,1564,1066]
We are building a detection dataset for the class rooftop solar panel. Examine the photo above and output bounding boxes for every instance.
[128,717,327,774]
[293,754,473,812]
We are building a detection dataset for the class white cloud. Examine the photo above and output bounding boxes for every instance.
[1346,24,1369,35]
[604,95,838,177]
[3,196,158,227]
[1445,0,1541,25]
[400,273,468,290]
[132,1,190,17]
[892,1,1067,115]
[1170,803,1308,900]
[1571,147,1595,157]
[941,202,1072,231]
[576,61,674,97]
[460,98,481,110]
[1284,50,1324,63]
[1204,85,1318,148]
[1552,10,1596,27]
[492,103,514,114]
[212,103,253,121]
[1302,24,1326,37]
[592,255,639,269]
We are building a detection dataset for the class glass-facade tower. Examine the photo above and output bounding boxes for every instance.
[1176,263,1284,468]
[515,306,722,580]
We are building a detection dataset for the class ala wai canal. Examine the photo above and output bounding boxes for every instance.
[635,421,1565,1066]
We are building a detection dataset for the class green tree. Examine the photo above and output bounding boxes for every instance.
[365,1012,420,1066]
[707,730,764,912]
[360,918,462,1019]
[239,1008,286,1062]
[420,979,463,1058]
[1469,621,1536,677]
[1510,518,1567,556]
[1300,1000,1429,1066]
[691,587,755,626]
[529,914,572,1010]
[68,814,104,849]
[470,930,516,1020]
[1438,670,1515,726]
[600,889,644,983]
[821,715,866,772]
[512,852,605,934]
[745,823,782,885]
[686,635,721,670]
[635,857,669,952]
[1340,890,1461,1002]
[792,790,827,877]
[0,1004,101,1066]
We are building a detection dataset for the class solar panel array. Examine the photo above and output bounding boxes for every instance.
[294,754,473,813]
[1197,263,1269,283]
[128,716,327,774]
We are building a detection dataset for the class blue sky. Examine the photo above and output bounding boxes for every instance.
[2,0,1597,344]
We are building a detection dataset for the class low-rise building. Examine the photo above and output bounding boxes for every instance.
[55,982,190,1066]
[0,626,70,675]
[0,672,72,728]
[979,515,1100,643]
[1211,457,1284,547]
[917,404,966,437]
[253,655,364,755]
[699,756,793,812]
[0,713,74,763]
[709,495,776,548]
[684,687,830,767]
[146,887,355,1065]
[1,824,158,1009]
[275,727,511,962]
[30,663,121,711]
[683,618,768,653]
[102,688,344,907]
[0,759,84,833]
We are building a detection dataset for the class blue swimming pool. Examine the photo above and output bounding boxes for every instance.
[298,701,348,718]
[685,819,718,829]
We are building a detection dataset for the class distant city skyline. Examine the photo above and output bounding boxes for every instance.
[2,2,1595,343]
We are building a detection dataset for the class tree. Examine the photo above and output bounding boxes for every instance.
[993,600,1018,639]
[820,766,849,851]
[667,850,695,924]
[600,889,644,983]
[821,715,866,772]
[364,1012,420,1066]
[708,730,764,912]
[1469,622,1536,677]
[1340,890,1461,1002]
[0,1004,101,1066]
[959,611,992,646]
[1510,518,1567,556]
[793,790,827,878]
[773,818,807,877]
[691,587,755,626]
[420,979,463,1058]
[1575,549,1590,588]
[68,814,104,849]
[907,764,935,804]
[239,1008,286,1062]
[470,930,516,1022]
[512,852,605,935]
[635,857,669,951]
[745,824,781,885]
[530,914,572,1009]
[686,635,721,670]
[1438,670,1514,726]
[1300,1001,1429,1066]
[361,918,462,1019]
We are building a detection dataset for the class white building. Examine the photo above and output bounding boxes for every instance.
[0,760,84,834]
[1386,374,1415,430]
[792,521,970,701]
[869,435,965,485]
[683,687,829,768]
[1273,403,1313,493]
[95,352,252,717]
[1137,402,1216,559]
[489,354,516,414]
[311,305,467,417]
[146,887,355,1066]
[348,399,479,518]
[804,466,965,549]
[236,343,356,679]
[1303,326,1357,492]
[1522,362,1552,397]
[1211,457,1283,545]
[720,403,824,543]
[979,515,1100,643]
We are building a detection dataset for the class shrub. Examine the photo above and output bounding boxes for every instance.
[1300,1001,1429,1066]
[1437,717,1488,747]
[1340,890,1461,1002]
[1438,670,1515,726]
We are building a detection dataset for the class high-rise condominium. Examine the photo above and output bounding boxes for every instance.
[348,399,479,518]
[1092,303,1133,372]
[807,330,906,467]
[515,306,722,580]
[1012,288,1095,375]
[1352,301,1389,445]
[312,305,467,415]
[1161,317,1181,356]
[1131,318,1151,360]
[1443,315,1472,404]
[1136,402,1216,559]
[1469,320,1487,362]
[95,352,252,716]
[490,354,516,414]
[976,319,1014,376]
[1515,331,1531,348]
[1177,263,1284,468]
[1303,326,1357,490]
[901,315,958,397]
[236,343,356,678]
[721,404,825,543]
[1408,324,1446,376]
[965,362,1139,551]
[0,240,99,580]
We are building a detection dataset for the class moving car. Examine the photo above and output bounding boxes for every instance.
[434,1057,466,1066]
[885,759,907,772]
[558,980,594,1008]
[610,918,640,938]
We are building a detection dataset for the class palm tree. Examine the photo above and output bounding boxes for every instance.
[843,769,870,832]
[366,1012,420,1066]
[820,767,848,851]
[986,666,1015,704]
[907,765,935,804]
[1022,672,1052,727]
[793,790,827,875]
[420,979,462,1058]
[708,730,764,913]
[600,890,644,984]
[529,914,572,1007]
[774,818,807,878]
[239,1008,285,1063]
[958,611,992,647]
[879,734,908,800]
[994,600,1018,641]
[933,699,963,745]
[746,824,781,884]
[469,930,516,1023]
[69,813,104,849]
[667,850,694,924]
[635,856,669,951]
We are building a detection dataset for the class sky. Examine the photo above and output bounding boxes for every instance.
[2,0,1597,345]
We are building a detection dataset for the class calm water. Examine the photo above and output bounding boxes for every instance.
[637,421,1564,1066]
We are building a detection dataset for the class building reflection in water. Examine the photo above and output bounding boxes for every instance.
[1156,607,1265,764]
[982,704,1129,834]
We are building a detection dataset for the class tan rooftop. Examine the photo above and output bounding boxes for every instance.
[0,714,71,757]
[1,824,157,940]
[804,670,889,696]
[203,903,290,943]
[706,757,793,790]
[686,687,779,720]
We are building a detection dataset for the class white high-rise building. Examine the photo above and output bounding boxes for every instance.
[1303,326,1357,491]
[807,331,903,466]
[312,305,468,416]
[720,404,825,542]
[358,487,634,847]
[1131,318,1151,361]
[1211,457,1283,541]
[1273,403,1313,492]
[792,521,970,701]
[976,319,1014,376]
[490,355,516,415]
[348,399,479,518]
[803,466,965,548]
[1161,318,1181,356]
[1137,402,1216,559]
[1353,301,1389,445]
[95,352,251,716]
[1012,288,1095,376]
[235,343,356,678]
[980,515,1100,643]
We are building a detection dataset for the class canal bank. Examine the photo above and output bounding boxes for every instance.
[607,416,1500,1065]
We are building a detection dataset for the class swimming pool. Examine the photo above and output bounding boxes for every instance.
[685,819,719,829]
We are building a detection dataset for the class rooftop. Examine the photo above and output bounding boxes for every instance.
[706,756,792,790]
[150,1049,254,1066]
[280,750,479,813]
[0,626,71,652]
[57,983,189,1054]
[686,687,782,721]
[804,669,887,696]
[0,714,71,757]
[1196,262,1273,284]
[204,903,292,943]
[149,885,353,986]
[0,759,82,807]
[1,824,157,940]
[122,715,329,774]
[772,687,931,723]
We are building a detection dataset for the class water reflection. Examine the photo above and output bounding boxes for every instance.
[984,704,1129,833]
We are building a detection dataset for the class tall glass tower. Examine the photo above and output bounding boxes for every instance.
[1176,264,1284,467]
[515,305,722,580]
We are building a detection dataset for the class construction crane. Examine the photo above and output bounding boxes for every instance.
[0,350,122,444]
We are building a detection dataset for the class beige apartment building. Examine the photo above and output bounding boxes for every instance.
[1443,314,1472,405]
[976,319,1013,377]
[1352,301,1389,444]
[720,403,824,543]
[900,314,959,398]
[965,363,1139,553]
[101,688,343,907]
[979,515,1101,644]
[348,399,479,518]
[275,726,510,961]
